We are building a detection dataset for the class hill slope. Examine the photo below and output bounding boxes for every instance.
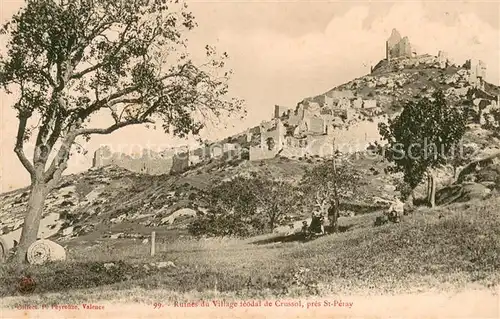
[0,152,400,244]
[2,54,500,246]
[0,196,498,304]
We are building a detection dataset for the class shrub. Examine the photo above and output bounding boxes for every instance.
[189,175,301,237]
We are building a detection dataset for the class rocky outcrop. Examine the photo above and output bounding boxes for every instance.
[457,151,500,185]
[436,182,492,206]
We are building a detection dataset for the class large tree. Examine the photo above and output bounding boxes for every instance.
[378,90,467,208]
[300,158,360,233]
[189,174,300,237]
[252,176,300,231]
[0,0,243,263]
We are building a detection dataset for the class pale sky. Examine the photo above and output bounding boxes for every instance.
[1,0,499,191]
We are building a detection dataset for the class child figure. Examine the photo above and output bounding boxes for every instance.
[301,221,309,235]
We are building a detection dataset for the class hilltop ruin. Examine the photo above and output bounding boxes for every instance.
[386,28,415,61]
[91,28,500,174]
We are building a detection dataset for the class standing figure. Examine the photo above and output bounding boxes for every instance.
[388,196,404,223]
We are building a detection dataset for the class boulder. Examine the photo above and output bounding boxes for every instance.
[457,152,500,186]
[436,182,491,206]
[62,226,74,236]
[110,233,123,239]
[160,208,197,225]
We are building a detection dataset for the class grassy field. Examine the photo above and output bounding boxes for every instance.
[1,197,499,308]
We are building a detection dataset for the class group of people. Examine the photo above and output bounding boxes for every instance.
[301,212,326,237]
[300,196,406,238]
[301,202,337,238]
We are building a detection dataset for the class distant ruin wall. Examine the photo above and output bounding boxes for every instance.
[309,117,326,134]
[274,105,290,118]
[249,146,280,161]
[92,146,188,175]
[248,118,384,161]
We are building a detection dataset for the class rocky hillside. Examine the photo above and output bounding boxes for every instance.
[0,152,399,245]
[305,56,490,115]
[2,51,500,247]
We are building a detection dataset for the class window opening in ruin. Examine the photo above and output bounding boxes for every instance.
[266,137,275,151]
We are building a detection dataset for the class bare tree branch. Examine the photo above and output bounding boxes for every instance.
[74,118,152,136]
[78,63,192,120]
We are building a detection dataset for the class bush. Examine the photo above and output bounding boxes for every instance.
[188,175,300,237]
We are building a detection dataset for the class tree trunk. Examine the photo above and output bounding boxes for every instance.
[429,173,436,208]
[12,180,49,264]
[329,202,339,233]
[426,174,431,204]
[332,210,339,233]
[269,214,275,231]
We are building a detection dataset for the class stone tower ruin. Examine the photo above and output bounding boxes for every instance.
[386,28,413,62]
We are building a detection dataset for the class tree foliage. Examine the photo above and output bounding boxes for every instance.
[189,174,300,237]
[378,90,467,202]
[0,0,243,262]
[483,108,500,137]
[0,0,243,187]
[300,159,360,231]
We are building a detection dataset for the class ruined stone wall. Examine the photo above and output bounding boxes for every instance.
[249,146,280,161]
[260,125,285,150]
[249,119,286,161]
[396,37,412,58]
[171,152,189,173]
[476,60,487,79]
[437,51,449,68]
[142,156,175,175]
[346,109,356,121]
[323,95,334,108]
[308,116,326,134]
[352,98,363,108]
[266,116,384,160]
[386,29,413,60]
[274,105,290,118]
[466,59,487,88]
[92,146,188,175]
[363,100,377,109]
[336,97,351,109]
[288,104,306,126]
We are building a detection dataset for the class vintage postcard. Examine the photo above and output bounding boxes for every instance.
[0,0,499,318]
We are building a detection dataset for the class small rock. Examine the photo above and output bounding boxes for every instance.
[62,226,74,236]
[156,261,176,269]
[142,238,149,244]
[378,77,388,86]
[110,233,123,239]
[103,262,115,270]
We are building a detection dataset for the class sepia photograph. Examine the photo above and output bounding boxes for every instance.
[0,0,499,318]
